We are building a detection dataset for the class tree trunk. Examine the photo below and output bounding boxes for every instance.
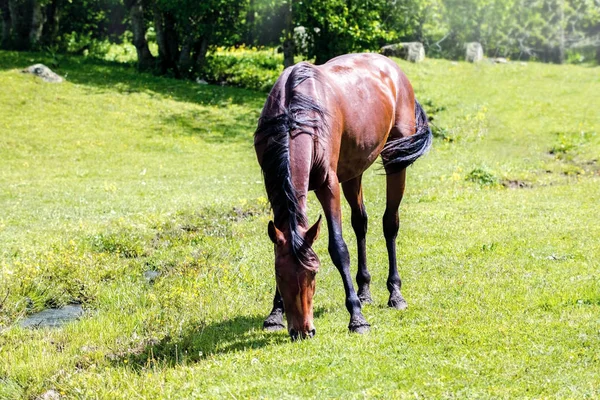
[282,0,294,68]
[28,0,44,47]
[8,0,32,50]
[557,0,565,64]
[125,0,154,70]
[154,9,179,76]
[154,10,167,72]
[164,13,179,65]
[245,0,255,45]
[313,24,332,65]
[416,18,424,44]
[0,0,11,48]
[178,34,194,78]
[192,35,209,73]
[41,0,59,46]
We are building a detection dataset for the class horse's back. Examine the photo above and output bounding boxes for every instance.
[317,54,414,181]
[256,54,418,183]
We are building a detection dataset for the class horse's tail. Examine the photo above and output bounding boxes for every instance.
[380,99,433,174]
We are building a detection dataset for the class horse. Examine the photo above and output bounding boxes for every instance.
[254,53,432,340]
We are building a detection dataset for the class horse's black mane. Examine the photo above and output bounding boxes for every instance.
[254,63,327,269]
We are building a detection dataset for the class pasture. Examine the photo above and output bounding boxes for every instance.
[0,51,599,398]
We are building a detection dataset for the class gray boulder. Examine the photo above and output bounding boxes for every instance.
[465,42,484,63]
[380,42,425,63]
[22,64,64,83]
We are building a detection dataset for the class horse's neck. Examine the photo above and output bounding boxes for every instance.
[286,132,314,227]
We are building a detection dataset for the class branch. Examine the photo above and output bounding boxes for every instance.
[432,31,452,51]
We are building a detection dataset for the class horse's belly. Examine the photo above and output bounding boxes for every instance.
[335,94,395,182]
[336,133,388,182]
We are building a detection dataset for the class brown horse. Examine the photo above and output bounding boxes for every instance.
[254,53,432,340]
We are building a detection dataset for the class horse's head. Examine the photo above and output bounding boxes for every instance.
[268,216,322,340]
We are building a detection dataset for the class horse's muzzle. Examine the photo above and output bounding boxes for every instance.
[289,328,316,341]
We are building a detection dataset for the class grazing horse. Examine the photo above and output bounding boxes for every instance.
[254,53,432,340]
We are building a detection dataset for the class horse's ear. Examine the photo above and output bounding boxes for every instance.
[268,221,286,246]
[305,215,322,246]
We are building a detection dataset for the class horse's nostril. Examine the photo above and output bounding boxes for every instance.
[309,328,316,337]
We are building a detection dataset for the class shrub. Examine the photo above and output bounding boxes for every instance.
[466,167,500,186]
[203,47,284,92]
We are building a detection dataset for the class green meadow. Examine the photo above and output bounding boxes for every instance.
[0,51,599,399]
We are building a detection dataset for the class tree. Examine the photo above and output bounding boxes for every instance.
[151,0,248,77]
[382,0,448,56]
[295,0,391,64]
[0,0,11,48]
[282,0,293,68]
[124,0,155,70]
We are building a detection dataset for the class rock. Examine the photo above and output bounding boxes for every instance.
[20,304,83,329]
[22,64,64,83]
[143,270,161,283]
[494,57,508,64]
[196,78,208,85]
[380,42,425,63]
[465,42,483,63]
[38,390,61,400]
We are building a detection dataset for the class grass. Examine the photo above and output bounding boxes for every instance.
[0,51,599,399]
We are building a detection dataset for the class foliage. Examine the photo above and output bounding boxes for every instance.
[203,47,283,92]
[294,0,393,63]
[424,0,600,61]
[466,167,501,186]
[149,0,249,76]
[1,0,598,79]
[58,0,127,45]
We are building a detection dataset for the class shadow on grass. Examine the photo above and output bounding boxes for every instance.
[118,307,328,369]
[122,315,282,369]
[0,50,265,143]
[159,109,258,144]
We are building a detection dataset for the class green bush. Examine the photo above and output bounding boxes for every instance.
[203,47,284,92]
[466,167,500,186]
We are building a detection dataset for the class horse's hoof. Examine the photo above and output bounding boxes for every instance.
[351,324,370,334]
[263,321,285,331]
[263,312,285,331]
[388,293,408,310]
[358,286,373,305]
[348,315,370,334]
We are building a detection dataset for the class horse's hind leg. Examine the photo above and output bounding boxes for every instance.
[263,288,285,331]
[383,169,409,310]
[341,175,372,304]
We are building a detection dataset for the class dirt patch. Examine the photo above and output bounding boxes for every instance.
[502,180,532,189]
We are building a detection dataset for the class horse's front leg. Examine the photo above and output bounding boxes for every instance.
[341,175,372,304]
[316,176,370,333]
[263,287,285,331]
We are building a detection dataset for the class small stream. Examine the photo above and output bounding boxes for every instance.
[20,304,84,329]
